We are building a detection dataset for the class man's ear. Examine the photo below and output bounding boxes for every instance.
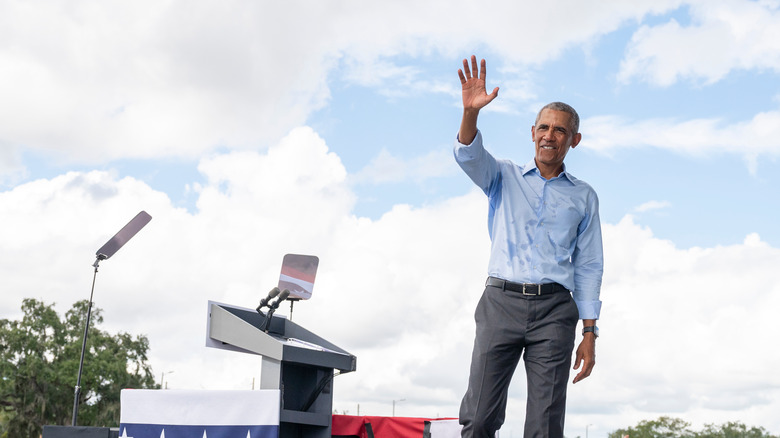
[570,132,582,148]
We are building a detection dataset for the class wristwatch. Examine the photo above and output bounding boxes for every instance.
[582,326,599,338]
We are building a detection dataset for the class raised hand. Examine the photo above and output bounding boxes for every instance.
[458,55,499,111]
[457,55,499,144]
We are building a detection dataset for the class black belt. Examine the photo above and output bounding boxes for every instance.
[485,276,569,296]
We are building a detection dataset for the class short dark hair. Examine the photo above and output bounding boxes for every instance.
[535,102,580,134]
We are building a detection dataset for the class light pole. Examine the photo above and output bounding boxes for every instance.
[160,370,174,389]
[71,211,152,426]
[587,423,593,438]
[392,398,406,417]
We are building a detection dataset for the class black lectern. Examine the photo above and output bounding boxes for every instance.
[207,302,357,438]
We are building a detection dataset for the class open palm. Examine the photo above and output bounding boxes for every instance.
[458,55,499,111]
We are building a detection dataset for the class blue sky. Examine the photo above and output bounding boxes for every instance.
[11,4,780,250]
[3,1,780,436]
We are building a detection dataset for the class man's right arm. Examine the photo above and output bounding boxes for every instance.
[457,55,499,144]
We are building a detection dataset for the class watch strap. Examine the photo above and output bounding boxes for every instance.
[582,326,598,337]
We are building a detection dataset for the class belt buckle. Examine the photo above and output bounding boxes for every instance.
[522,283,541,296]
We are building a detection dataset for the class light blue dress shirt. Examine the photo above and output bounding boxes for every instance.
[454,130,603,320]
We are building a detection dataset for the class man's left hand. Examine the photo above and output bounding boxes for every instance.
[572,334,596,383]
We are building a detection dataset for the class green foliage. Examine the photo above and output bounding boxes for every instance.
[609,416,779,438]
[0,298,157,438]
[697,421,778,438]
[609,416,695,438]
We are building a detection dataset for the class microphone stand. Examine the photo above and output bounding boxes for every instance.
[289,298,300,322]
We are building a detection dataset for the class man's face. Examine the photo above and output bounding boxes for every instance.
[531,109,582,173]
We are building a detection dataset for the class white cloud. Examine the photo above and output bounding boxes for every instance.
[633,200,672,213]
[0,143,26,186]
[619,0,780,86]
[350,147,456,185]
[0,1,336,164]
[582,216,780,432]
[582,110,780,172]
[0,0,686,170]
[3,127,780,435]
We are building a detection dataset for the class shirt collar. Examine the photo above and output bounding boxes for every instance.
[522,159,576,184]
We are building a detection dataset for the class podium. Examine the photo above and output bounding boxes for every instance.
[208,302,357,438]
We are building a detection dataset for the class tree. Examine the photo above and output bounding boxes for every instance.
[0,298,157,438]
[697,421,778,438]
[609,416,779,438]
[609,416,695,438]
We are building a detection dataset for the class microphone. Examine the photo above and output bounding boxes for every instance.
[269,289,290,310]
[256,287,281,312]
[261,289,290,332]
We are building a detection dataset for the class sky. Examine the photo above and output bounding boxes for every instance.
[2,0,780,436]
